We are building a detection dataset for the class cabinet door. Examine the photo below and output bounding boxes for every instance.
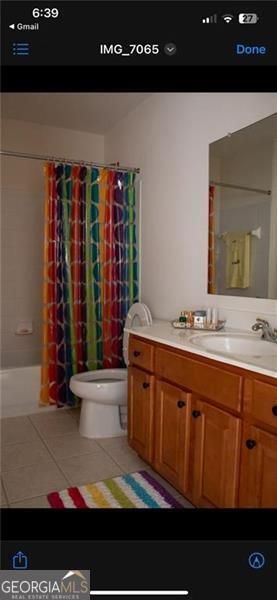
[192,398,241,508]
[239,424,277,508]
[128,366,154,463]
[154,381,191,493]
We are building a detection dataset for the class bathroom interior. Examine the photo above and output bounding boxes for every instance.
[0,92,277,509]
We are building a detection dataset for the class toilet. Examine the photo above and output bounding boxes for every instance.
[69,303,152,438]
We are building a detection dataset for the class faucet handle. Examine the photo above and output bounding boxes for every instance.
[256,317,269,326]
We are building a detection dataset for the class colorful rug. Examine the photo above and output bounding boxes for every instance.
[47,470,183,508]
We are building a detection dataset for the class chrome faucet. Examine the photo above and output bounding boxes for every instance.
[252,318,277,343]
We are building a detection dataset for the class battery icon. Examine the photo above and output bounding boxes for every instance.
[238,13,259,24]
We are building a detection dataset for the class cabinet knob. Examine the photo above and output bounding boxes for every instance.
[142,382,150,389]
[177,400,186,408]
[272,405,277,416]
[192,410,201,418]
[133,350,141,357]
[246,439,256,450]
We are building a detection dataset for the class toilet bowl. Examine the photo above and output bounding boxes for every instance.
[69,303,152,438]
[70,369,128,438]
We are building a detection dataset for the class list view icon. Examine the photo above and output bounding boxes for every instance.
[12,42,30,56]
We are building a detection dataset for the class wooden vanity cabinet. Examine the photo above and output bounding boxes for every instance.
[128,335,154,371]
[154,380,192,496]
[239,424,277,507]
[128,366,154,463]
[191,397,241,508]
[239,378,277,507]
[128,334,277,508]
[243,378,277,430]
[155,346,243,413]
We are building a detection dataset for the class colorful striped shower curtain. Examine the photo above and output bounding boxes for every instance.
[40,163,139,407]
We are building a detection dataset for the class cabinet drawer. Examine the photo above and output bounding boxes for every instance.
[156,347,242,412]
[129,336,154,372]
[244,379,277,431]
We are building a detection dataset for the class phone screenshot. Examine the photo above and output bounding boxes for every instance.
[0,2,276,599]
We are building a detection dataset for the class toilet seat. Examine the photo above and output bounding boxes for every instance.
[70,368,127,405]
[123,302,152,365]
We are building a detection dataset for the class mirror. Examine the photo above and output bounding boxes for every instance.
[208,113,277,299]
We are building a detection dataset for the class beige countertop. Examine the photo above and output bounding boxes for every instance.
[125,319,277,379]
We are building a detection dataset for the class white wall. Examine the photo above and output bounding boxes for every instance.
[1,119,104,367]
[105,93,277,329]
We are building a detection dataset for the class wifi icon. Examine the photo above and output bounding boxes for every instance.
[222,14,234,23]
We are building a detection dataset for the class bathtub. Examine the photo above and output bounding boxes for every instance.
[0,365,127,422]
[0,365,55,418]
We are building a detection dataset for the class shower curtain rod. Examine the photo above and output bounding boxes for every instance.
[210,180,271,196]
[0,149,140,174]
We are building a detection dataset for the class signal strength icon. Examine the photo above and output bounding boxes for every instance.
[202,14,217,24]
[222,14,234,23]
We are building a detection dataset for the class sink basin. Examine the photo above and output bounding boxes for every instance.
[188,333,277,357]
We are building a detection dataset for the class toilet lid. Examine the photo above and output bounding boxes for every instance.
[141,303,152,326]
[123,302,152,364]
[124,303,151,329]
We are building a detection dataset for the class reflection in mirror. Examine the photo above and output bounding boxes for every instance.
[208,114,277,299]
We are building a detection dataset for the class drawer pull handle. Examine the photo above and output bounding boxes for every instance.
[177,400,186,408]
[133,350,141,357]
[192,410,201,418]
[246,439,256,450]
[272,405,277,416]
[142,382,150,389]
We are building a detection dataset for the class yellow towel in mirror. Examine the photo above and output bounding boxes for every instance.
[222,231,251,288]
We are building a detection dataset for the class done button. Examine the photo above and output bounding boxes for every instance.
[236,43,267,55]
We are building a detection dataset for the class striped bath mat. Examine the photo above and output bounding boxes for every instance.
[47,470,183,508]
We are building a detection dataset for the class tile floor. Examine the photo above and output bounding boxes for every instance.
[0,409,194,509]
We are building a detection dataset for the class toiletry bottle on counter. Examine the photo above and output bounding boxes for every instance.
[179,311,187,323]
[206,307,212,326]
[194,310,207,328]
[212,307,218,326]
[186,311,194,327]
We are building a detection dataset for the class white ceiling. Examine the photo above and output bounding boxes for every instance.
[1,93,152,135]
